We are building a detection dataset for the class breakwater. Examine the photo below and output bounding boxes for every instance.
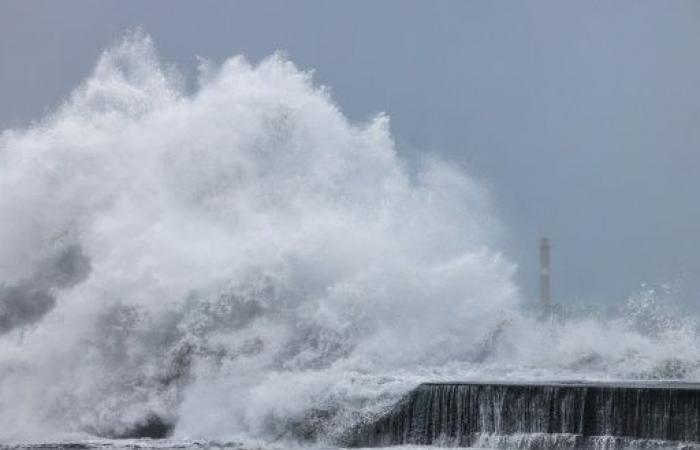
[347,381,700,448]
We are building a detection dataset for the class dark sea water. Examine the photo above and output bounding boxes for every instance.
[0,440,249,450]
[1,440,695,450]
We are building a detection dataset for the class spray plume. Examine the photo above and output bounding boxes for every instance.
[0,32,699,444]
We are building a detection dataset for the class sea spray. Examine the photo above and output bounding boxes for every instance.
[0,31,515,441]
[1,32,700,445]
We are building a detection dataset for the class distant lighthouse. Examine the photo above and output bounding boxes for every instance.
[539,238,551,306]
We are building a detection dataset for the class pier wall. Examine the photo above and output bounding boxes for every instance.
[347,382,700,448]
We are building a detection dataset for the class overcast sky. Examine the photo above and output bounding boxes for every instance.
[2,1,700,306]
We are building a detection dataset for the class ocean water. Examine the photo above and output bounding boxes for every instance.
[1,443,436,450]
[1,31,700,447]
[1,442,692,450]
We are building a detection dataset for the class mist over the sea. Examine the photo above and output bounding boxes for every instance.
[1,33,699,444]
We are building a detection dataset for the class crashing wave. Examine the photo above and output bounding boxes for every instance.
[1,31,700,444]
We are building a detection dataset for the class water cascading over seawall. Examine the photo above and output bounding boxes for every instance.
[347,381,700,449]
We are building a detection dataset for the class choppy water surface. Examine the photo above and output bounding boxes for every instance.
[1,443,691,450]
[1,31,700,446]
[2,444,487,450]
[0,440,245,450]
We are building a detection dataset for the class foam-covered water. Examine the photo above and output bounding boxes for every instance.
[1,32,700,446]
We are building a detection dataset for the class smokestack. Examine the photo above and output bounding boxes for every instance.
[539,238,550,306]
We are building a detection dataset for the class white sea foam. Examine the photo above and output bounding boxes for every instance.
[0,32,699,444]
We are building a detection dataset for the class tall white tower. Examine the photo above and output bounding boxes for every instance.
[540,238,551,306]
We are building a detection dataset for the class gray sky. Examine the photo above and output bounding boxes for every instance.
[2,0,700,306]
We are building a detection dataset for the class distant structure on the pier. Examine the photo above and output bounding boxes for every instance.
[525,237,621,320]
[519,237,563,320]
[539,237,551,306]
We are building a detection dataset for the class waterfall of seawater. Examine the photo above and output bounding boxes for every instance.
[1,31,700,446]
[348,382,700,448]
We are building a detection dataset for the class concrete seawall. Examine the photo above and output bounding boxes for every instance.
[346,381,700,448]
